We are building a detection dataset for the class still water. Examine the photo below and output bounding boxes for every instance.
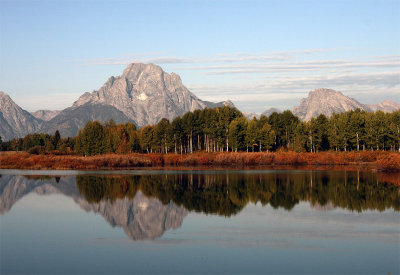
[1,169,399,274]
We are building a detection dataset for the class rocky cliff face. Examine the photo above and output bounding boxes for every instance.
[292,88,372,121]
[0,91,41,140]
[73,63,210,127]
[368,100,400,113]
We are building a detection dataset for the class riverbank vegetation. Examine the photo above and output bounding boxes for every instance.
[1,150,399,171]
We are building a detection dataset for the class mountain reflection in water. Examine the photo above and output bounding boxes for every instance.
[1,170,399,241]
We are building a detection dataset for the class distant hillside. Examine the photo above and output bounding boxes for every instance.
[31,110,61,121]
[368,100,400,112]
[39,103,134,137]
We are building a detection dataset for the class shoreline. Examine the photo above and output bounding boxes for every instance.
[0,151,399,172]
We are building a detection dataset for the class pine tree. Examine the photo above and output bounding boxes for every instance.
[229,117,247,152]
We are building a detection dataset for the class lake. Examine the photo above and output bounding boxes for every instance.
[1,169,399,274]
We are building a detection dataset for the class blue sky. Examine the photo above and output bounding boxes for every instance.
[1,0,399,112]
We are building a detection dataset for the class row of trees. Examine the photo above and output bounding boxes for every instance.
[0,131,74,153]
[1,106,399,155]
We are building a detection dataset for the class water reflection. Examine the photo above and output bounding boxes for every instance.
[76,171,400,214]
[1,170,399,241]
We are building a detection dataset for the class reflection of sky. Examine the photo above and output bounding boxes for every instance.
[1,192,399,274]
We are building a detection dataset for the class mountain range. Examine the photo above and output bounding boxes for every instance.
[1,63,399,140]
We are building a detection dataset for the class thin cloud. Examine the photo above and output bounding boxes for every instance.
[79,48,339,66]
[190,71,400,93]
[197,60,400,75]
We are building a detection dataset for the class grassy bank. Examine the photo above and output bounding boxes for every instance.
[0,151,399,171]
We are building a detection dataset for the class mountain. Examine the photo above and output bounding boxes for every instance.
[0,91,41,140]
[368,100,400,113]
[72,63,215,127]
[203,99,235,109]
[242,112,259,120]
[31,110,61,121]
[292,88,372,121]
[39,103,134,137]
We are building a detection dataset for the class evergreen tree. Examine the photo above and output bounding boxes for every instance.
[75,121,107,156]
[229,117,247,152]
[259,122,275,152]
[139,125,153,153]
[246,118,259,152]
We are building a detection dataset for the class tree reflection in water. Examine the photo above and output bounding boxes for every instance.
[76,171,400,216]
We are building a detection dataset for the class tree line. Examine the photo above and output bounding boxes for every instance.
[1,106,399,155]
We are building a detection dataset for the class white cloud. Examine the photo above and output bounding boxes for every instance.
[79,49,340,66]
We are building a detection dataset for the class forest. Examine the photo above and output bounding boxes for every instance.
[1,106,399,156]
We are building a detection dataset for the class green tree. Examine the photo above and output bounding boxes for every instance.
[268,110,299,150]
[229,117,247,151]
[154,118,172,153]
[309,114,330,152]
[259,122,276,152]
[75,121,107,155]
[139,125,154,153]
[293,121,309,152]
[246,118,259,152]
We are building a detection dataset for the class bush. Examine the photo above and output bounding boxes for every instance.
[28,146,46,155]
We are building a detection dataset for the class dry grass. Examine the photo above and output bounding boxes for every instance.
[0,152,151,170]
[0,151,398,171]
[376,152,400,172]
